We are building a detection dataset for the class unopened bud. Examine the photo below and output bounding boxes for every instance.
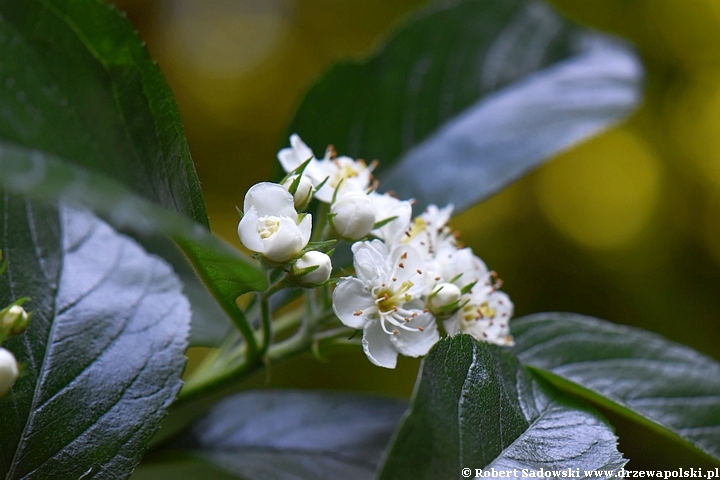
[0,347,19,397]
[330,193,376,240]
[428,283,462,316]
[282,174,314,210]
[293,251,332,286]
[1,305,29,336]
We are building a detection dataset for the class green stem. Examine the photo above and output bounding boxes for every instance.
[259,292,272,355]
[175,239,260,360]
[311,203,330,243]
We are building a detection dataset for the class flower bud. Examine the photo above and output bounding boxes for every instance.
[282,174,314,210]
[1,305,29,336]
[238,182,312,263]
[428,283,462,316]
[330,193,376,240]
[293,251,332,286]
[0,347,19,397]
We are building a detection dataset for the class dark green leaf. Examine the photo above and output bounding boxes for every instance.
[0,199,189,478]
[286,0,642,212]
[135,235,239,348]
[379,335,626,479]
[0,0,269,340]
[0,0,207,226]
[512,313,720,463]
[163,390,408,480]
[0,144,268,342]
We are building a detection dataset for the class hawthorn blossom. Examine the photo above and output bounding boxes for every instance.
[444,288,514,346]
[281,174,314,210]
[333,240,439,368]
[293,251,332,286]
[330,193,376,240]
[369,191,412,244]
[427,282,462,317]
[277,134,375,203]
[441,248,514,346]
[400,204,456,266]
[0,347,18,397]
[238,182,312,262]
[0,304,29,336]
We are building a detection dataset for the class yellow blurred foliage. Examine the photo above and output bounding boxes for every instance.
[452,182,520,239]
[703,191,720,266]
[534,129,662,250]
[668,69,720,191]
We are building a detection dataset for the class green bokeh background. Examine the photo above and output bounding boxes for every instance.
[114,0,720,469]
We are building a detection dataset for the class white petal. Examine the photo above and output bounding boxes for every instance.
[439,247,488,287]
[369,192,412,243]
[421,204,454,228]
[237,206,264,254]
[351,240,388,282]
[297,213,313,245]
[244,182,298,220]
[330,193,376,240]
[443,313,461,336]
[390,313,440,357]
[262,217,306,262]
[362,320,398,368]
[277,134,315,172]
[0,347,19,397]
[332,277,374,329]
[389,245,429,289]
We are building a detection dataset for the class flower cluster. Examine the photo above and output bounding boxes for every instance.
[237,135,514,369]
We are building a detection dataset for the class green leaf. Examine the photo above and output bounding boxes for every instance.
[150,390,408,480]
[0,199,189,478]
[0,0,207,226]
[0,145,268,344]
[135,235,239,348]
[0,0,269,339]
[512,313,720,463]
[379,335,626,479]
[286,0,642,212]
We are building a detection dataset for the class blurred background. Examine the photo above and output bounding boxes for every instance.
[113,0,720,469]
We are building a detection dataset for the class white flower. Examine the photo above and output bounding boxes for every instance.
[277,133,317,172]
[277,134,375,203]
[443,269,514,346]
[436,246,489,290]
[314,155,374,203]
[0,347,19,397]
[401,204,456,265]
[293,251,332,286]
[282,174,315,210]
[238,182,312,262]
[368,192,413,244]
[330,193,376,240]
[333,240,439,368]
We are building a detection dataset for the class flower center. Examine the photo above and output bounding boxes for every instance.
[374,281,413,313]
[258,216,281,239]
[401,217,427,243]
[462,301,496,323]
[329,164,361,188]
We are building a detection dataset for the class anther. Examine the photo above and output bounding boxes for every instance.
[398,263,405,268]
[354,310,363,316]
